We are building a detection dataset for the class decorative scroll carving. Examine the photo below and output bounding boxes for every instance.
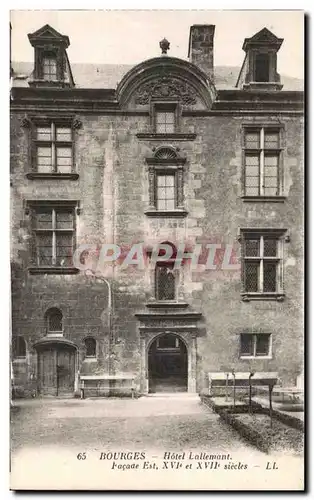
[20,115,32,128]
[135,77,197,105]
[72,117,82,129]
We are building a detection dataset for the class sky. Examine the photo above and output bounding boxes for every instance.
[10,10,304,78]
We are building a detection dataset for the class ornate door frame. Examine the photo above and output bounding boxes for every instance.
[140,330,197,394]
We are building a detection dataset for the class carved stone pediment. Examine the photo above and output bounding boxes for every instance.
[135,77,197,105]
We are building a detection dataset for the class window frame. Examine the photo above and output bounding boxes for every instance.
[12,336,27,360]
[239,333,272,359]
[46,307,63,336]
[242,125,285,202]
[23,115,81,180]
[240,229,286,301]
[155,261,177,301]
[145,149,187,217]
[42,52,58,81]
[27,200,79,275]
[151,101,180,135]
[33,121,74,174]
[84,337,97,360]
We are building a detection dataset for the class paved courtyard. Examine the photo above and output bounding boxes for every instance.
[11,394,260,454]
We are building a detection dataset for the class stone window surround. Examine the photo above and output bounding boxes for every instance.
[240,228,287,301]
[20,114,82,180]
[145,153,187,217]
[241,123,286,202]
[25,199,80,275]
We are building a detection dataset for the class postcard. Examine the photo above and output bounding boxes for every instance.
[10,9,304,491]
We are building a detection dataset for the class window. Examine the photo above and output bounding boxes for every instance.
[155,110,175,133]
[85,337,96,358]
[42,53,57,81]
[244,128,282,197]
[156,334,180,350]
[32,206,75,268]
[242,232,284,296]
[156,173,176,210]
[254,53,270,82]
[240,333,272,358]
[12,337,26,359]
[155,263,176,300]
[35,123,73,174]
[46,308,63,334]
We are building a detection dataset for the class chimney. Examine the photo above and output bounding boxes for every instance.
[188,25,215,81]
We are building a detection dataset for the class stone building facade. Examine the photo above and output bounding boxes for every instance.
[10,24,304,397]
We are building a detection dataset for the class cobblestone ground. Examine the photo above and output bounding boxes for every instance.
[11,395,261,454]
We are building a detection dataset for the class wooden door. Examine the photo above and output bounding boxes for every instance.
[38,346,75,396]
[38,348,57,396]
[56,348,75,396]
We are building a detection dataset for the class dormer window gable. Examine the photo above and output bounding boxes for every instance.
[236,27,284,91]
[28,24,74,88]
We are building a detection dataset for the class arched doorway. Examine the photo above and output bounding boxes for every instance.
[148,333,188,393]
[34,338,77,397]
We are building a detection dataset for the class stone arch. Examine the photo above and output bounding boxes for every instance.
[116,56,216,109]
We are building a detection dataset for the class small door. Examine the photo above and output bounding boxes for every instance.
[38,345,75,397]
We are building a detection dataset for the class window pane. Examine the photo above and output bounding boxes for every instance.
[264,238,277,257]
[56,147,72,173]
[156,266,175,300]
[240,334,254,356]
[264,187,278,196]
[244,239,260,257]
[157,334,178,349]
[37,127,51,141]
[36,210,53,229]
[244,261,259,292]
[263,262,277,292]
[13,337,26,358]
[256,334,271,356]
[56,127,72,142]
[155,111,175,133]
[245,132,260,149]
[43,56,57,80]
[56,233,73,266]
[56,210,73,229]
[85,338,96,357]
[48,308,63,332]
[37,146,52,171]
[157,199,166,210]
[264,131,279,149]
[36,233,53,265]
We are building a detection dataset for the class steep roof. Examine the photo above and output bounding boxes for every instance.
[11,61,303,91]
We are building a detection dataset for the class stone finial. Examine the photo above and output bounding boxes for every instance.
[159,38,170,55]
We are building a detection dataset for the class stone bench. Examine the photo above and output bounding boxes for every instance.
[79,374,136,399]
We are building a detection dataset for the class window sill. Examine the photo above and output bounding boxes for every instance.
[241,293,285,302]
[26,173,79,180]
[240,356,272,360]
[83,358,97,362]
[144,208,188,218]
[12,358,27,363]
[242,196,286,203]
[136,133,197,141]
[146,301,189,309]
[47,332,63,337]
[28,267,80,275]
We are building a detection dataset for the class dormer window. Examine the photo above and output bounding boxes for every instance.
[237,27,283,91]
[42,53,57,81]
[27,24,74,88]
